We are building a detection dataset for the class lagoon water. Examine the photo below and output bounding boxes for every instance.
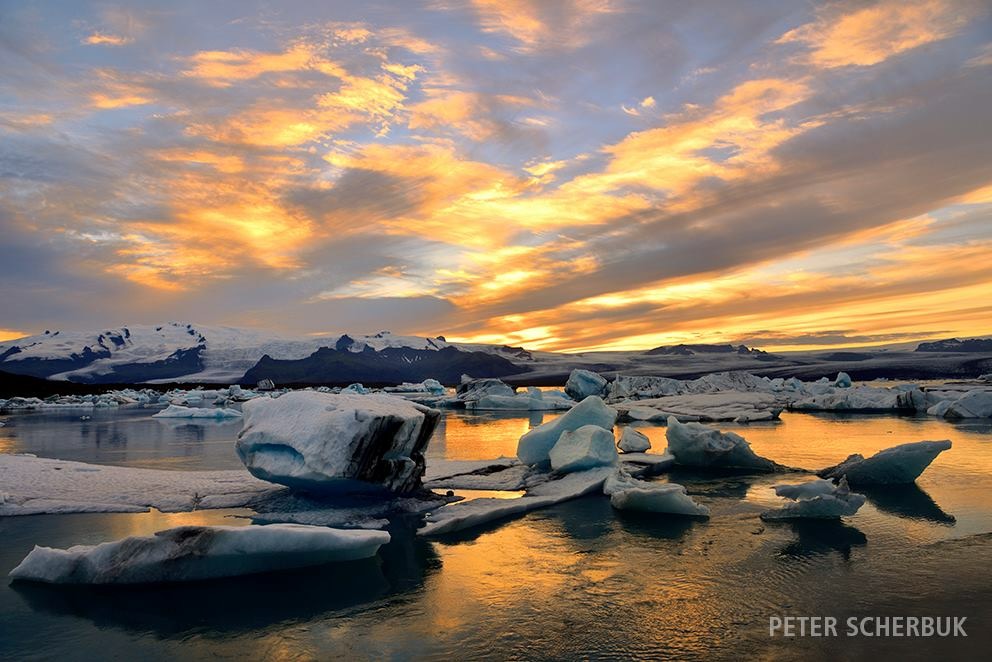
[2,405,992,660]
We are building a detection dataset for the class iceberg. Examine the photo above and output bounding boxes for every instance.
[621,392,781,422]
[549,425,618,474]
[516,395,617,465]
[152,404,242,419]
[455,377,515,401]
[761,477,866,520]
[565,369,608,401]
[9,524,390,584]
[618,426,651,453]
[340,383,369,395]
[818,440,952,485]
[465,388,571,411]
[834,372,853,388]
[603,468,709,516]
[665,417,781,472]
[791,386,925,412]
[236,392,439,494]
[939,390,992,419]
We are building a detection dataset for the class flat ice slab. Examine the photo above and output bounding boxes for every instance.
[0,454,280,516]
[8,524,390,584]
[152,405,242,419]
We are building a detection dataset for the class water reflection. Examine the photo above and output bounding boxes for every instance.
[11,523,438,638]
[427,410,558,461]
[860,484,956,525]
[774,520,868,560]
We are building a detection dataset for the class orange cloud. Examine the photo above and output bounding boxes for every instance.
[83,32,133,46]
[778,0,983,68]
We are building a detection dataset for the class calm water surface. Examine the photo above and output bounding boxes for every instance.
[2,404,992,660]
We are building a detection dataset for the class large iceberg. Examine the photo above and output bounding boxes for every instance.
[761,477,866,520]
[236,391,440,494]
[618,426,651,453]
[9,524,390,584]
[516,395,617,465]
[791,386,925,412]
[665,417,781,472]
[604,468,709,516]
[818,440,952,485]
[152,404,242,419]
[932,390,992,419]
[549,425,618,473]
[565,369,608,401]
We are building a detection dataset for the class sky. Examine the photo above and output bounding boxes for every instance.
[1,0,991,352]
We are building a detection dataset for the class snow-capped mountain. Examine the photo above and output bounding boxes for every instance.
[0,323,519,384]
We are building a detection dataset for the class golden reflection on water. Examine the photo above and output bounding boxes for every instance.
[428,411,563,460]
[104,508,252,541]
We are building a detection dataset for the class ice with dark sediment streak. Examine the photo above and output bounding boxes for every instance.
[236,391,439,494]
[8,524,390,584]
[664,417,783,472]
[818,440,952,485]
[761,477,866,520]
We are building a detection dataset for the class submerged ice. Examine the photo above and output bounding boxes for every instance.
[761,477,866,520]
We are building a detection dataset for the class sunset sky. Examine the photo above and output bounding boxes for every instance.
[1,0,991,352]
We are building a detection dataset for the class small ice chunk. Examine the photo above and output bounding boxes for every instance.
[834,372,852,388]
[549,425,618,474]
[516,396,617,465]
[665,417,781,472]
[818,440,952,485]
[610,483,710,516]
[618,426,651,453]
[152,405,242,419]
[565,369,608,401]
[761,477,866,520]
[8,524,390,584]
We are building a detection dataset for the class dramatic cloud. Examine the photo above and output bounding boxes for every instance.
[1,0,990,350]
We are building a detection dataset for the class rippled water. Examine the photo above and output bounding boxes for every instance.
[2,405,992,660]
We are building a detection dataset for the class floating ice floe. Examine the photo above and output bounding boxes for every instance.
[8,524,390,584]
[236,391,439,494]
[0,454,279,516]
[665,417,782,472]
[603,468,709,516]
[384,379,446,395]
[620,391,782,423]
[549,425,618,473]
[419,466,614,536]
[340,383,369,395]
[516,395,617,465]
[790,386,925,412]
[455,377,515,402]
[618,426,651,453]
[927,390,992,419]
[565,369,608,401]
[818,440,952,485]
[465,387,572,411]
[761,477,866,520]
[152,404,242,419]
